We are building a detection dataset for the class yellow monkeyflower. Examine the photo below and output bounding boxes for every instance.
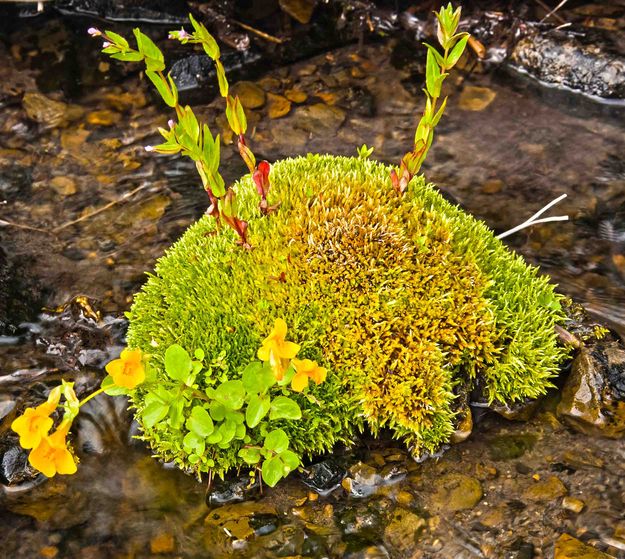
[28,422,77,478]
[257,318,300,380]
[291,358,327,392]
[11,386,61,449]
[105,348,145,389]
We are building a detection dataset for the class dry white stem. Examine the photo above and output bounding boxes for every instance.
[496,194,568,240]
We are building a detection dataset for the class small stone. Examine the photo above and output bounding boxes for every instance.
[293,103,346,135]
[231,81,266,109]
[429,473,483,512]
[450,407,472,443]
[351,66,366,79]
[86,110,121,126]
[39,546,58,558]
[481,179,504,194]
[458,86,497,111]
[150,533,175,554]
[523,476,567,502]
[301,457,347,495]
[479,506,506,528]
[284,88,307,104]
[49,176,77,196]
[384,508,426,554]
[562,496,585,513]
[298,64,317,77]
[554,534,613,558]
[267,93,292,119]
[22,92,68,127]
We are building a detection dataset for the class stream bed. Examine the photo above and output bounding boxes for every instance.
[1,5,625,558]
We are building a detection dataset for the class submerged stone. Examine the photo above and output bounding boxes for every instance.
[554,534,614,559]
[429,473,483,512]
[557,344,625,438]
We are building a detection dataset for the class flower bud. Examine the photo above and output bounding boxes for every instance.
[87,27,101,37]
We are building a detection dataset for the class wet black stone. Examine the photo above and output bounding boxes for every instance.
[514,462,531,475]
[249,513,279,536]
[0,163,31,202]
[54,0,189,23]
[505,538,534,559]
[300,457,347,494]
[510,27,625,99]
[343,86,376,117]
[550,462,576,475]
[0,443,37,486]
[206,473,260,506]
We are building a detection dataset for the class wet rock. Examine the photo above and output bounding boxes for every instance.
[285,88,308,103]
[293,103,346,135]
[557,344,625,438]
[0,162,31,201]
[523,476,567,502]
[338,500,387,537]
[231,81,266,109]
[554,534,614,558]
[490,399,540,421]
[342,462,381,498]
[506,538,535,559]
[488,433,538,460]
[383,508,426,555]
[450,406,472,443]
[562,496,585,513]
[206,472,260,506]
[54,0,188,23]
[0,443,38,486]
[267,93,292,119]
[205,501,279,545]
[429,473,483,512]
[300,457,347,495]
[510,28,625,99]
[458,86,497,111]
[49,176,77,196]
[150,532,175,554]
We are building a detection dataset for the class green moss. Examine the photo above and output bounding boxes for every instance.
[127,154,567,472]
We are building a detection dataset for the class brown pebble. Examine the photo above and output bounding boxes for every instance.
[150,533,175,554]
[267,93,292,119]
[562,496,585,513]
[39,547,58,559]
[481,179,504,194]
[284,88,308,104]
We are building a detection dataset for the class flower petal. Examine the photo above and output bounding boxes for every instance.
[272,318,288,340]
[291,372,309,392]
[55,449,77,475]
[280,341,301,359]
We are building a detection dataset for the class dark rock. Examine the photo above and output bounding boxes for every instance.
[557,343,625,438]
[54,0,189,23]
[510,28,625,99]
[505,539,535,559]
[489,433,537,460]
[490,398,541,422]
[0,163,31,202]
[300,456,347,495]
[0,442,38,486]
[206,473,260,507]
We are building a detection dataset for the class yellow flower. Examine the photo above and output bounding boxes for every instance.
[28,423,77,478]
[105,348,145,389]
[291,358,327,392]
[11,386,61,449]
[257,318,300,380]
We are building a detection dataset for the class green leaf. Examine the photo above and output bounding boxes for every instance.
[261,457,284,487]
[180,106,200,144]
[215,59,228,97]
[188,13,220,59]
[187,405,214,437]
[242,361,276,394]
[269,396,302,421]
[423,43,445,67]
[263,429,289,453]
[194,348,205,361]
[431,96,448,126]
[246,394,271,428]
[101,375,129,396]
[218,419,237,445]
[143,401,169,428]
[105,30,129,50]
[183,431,205,454]
[214,380,246,410]
[279,449,300,472]
[235,422,247,440]
[164,344,192,382]
[209,401,226,421]
[425,48,441,99]
[110,51,144,62]
[188,453,201,464]
[206,430,222,444]
[225,411,245,424]
[238,447,261,465]
[168,398,185,429]
[445,33,469,67]
[146,70,176,107]
[133,28,165,71]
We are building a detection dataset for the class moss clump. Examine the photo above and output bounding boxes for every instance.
[127,154,567,472]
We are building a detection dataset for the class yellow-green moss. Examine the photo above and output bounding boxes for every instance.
[127,154,567,471]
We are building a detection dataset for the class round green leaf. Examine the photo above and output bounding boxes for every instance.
[142,401,169,428]
[262,457,284,487]
[269,396,302,421]
[209,401,226,421]
[164,344,192,382]
[279,449,300,472]
[187,405,214,437]
[264,429,289,453]
[246,395,271,428]
[242,362,275,394]
[214,380,246,410]
[218,419,237,445]
[238,447,261,465]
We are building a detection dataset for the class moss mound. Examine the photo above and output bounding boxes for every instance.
[127,154,567,473]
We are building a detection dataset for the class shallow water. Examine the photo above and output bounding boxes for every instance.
[1,10,625,559]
